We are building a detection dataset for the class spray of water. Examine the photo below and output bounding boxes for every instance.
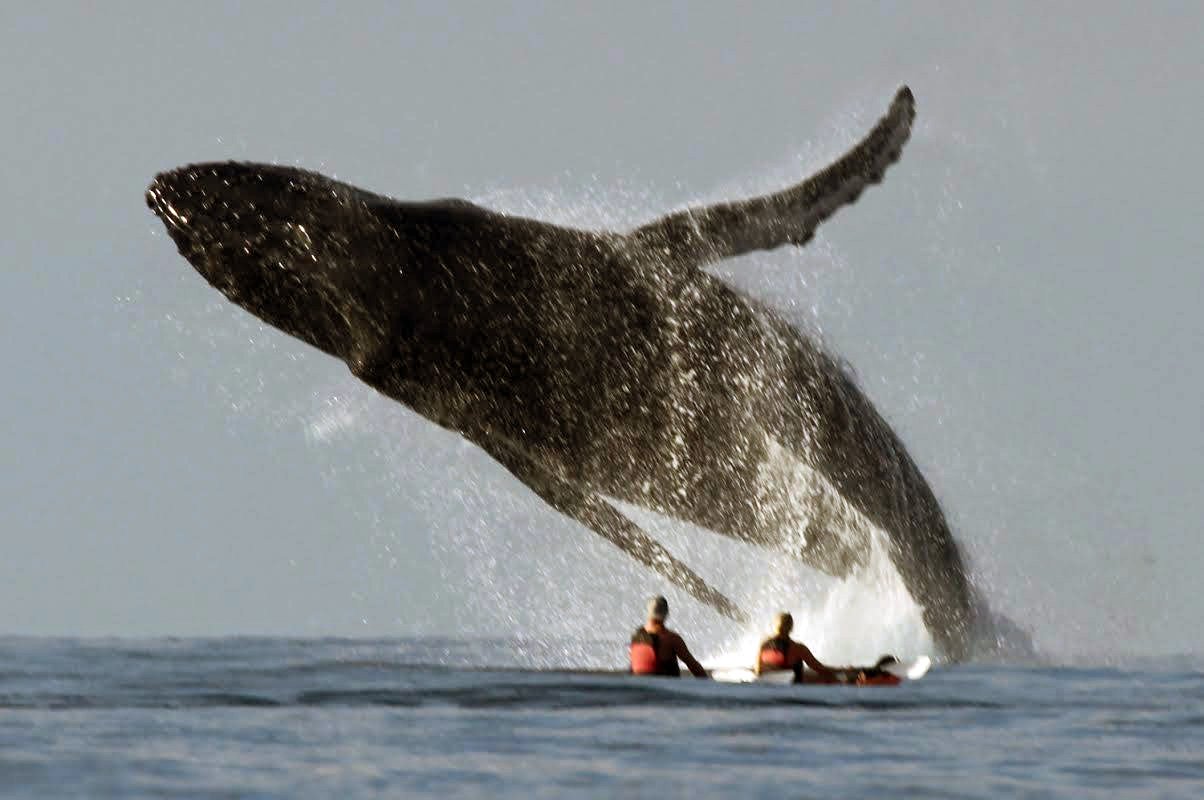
[302,381,938,668]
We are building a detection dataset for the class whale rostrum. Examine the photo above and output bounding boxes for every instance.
[147,86,982,660]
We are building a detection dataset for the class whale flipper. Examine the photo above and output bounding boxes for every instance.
[631,86,915,268]
[571,492,747,623]
[477,436,747,623]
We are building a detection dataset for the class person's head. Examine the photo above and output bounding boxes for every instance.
[646,595,669,624]
[773,612,794,637]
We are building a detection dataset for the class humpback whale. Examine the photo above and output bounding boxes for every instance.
[147,86,982,660]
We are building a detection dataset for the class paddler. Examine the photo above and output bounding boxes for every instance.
[755,612,842,683]
[629,596,708,678]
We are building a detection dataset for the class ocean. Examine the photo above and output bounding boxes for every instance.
[0,637,1199,798]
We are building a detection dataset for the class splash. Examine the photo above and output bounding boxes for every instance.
[616,484,935,668]
[290,364,942,667]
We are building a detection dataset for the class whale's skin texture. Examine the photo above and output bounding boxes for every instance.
[147,87,982,660]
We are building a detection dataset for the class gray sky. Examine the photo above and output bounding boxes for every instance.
[2,3,1200,659]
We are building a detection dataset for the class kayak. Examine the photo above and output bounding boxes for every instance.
[710,655,931,686]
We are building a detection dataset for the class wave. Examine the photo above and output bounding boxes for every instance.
[0,673,1008,712]
[2,660,1196,713]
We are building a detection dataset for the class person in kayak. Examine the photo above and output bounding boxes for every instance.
[629,596,708,678]
[852,655,902,685]
[755,612,841,683]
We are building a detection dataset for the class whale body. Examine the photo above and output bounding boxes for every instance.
[147,87,983,660]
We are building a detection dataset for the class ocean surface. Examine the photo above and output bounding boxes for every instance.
[0,637,1199,798]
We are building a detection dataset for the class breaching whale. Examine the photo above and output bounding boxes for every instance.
[147,86,982,660]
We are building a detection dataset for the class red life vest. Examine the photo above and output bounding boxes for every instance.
[760,636,789,669]
[630,628,680,676]
[759,636,802,682]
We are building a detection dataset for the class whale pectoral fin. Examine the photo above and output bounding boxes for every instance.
[630,86,915,267]
[566,492,748,623]
[476,437,747,623]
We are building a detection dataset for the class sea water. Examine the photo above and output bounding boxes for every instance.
[0,637,1199,798]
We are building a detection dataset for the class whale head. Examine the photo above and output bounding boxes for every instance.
[146,161,412,365]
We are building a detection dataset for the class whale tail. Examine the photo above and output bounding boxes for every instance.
[629,86,915,269]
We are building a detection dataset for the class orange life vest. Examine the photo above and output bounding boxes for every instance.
[630,628,680,676]
[759,636,803,682]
